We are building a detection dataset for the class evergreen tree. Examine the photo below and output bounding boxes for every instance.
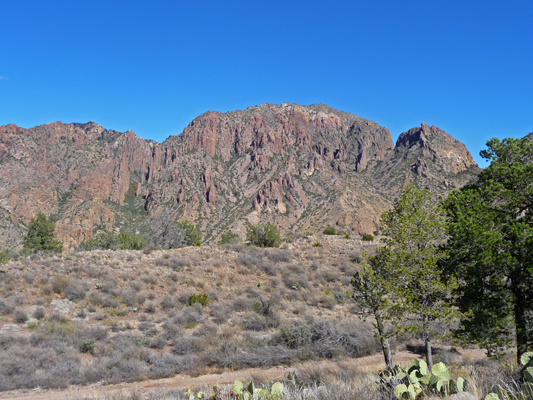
[353,183,457,369]
[443,137,533,361]
[23,212,63,253]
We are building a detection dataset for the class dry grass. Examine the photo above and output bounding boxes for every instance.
[0,234,494,394]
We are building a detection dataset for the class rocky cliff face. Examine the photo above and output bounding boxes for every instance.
[0,103,480,250]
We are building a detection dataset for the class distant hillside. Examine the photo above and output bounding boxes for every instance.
[0,103,481,250]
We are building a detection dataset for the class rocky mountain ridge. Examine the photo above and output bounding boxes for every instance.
[0,103,480,250]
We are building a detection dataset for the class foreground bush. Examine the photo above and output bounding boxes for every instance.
[246,222,282,248]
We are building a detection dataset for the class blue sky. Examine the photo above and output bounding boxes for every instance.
[1,0,532,165]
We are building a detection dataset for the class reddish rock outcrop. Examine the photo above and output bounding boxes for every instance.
[0,104,480,249]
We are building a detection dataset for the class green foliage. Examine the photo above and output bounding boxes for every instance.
[79,339,95,354]
[188,293,208,307]
[177,221,202,246]
[226,380,283,400]
[353,183,457,369]
[312,241,321,247]
[443,137,533,361]
[344,232,351,239]
[362,233,374,241]
[117,231,146,250]
[246,222,281,248]
[22,212,63,253]
[0,249,10,265]
[218,231,241,245]
[323,226,336,235]
[77,230,146,251]
[383,360,468,400]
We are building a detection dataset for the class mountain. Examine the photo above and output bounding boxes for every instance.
[0,103,480,250]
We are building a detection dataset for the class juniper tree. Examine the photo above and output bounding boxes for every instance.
[443,137,533,362]
[353,183,457,369]
[22,212,63,253]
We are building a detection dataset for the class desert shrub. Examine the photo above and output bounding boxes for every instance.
[323,226,337,235]
[33,307,46,320]
[142,275,158,285]
[246,222,282,248]
[230,295,251,312]
[79,339,95,354]
[188,293,208,307]
[173,307,202,325]
[102,295,120,308]
[218,231,241,245]
[148,354,193,379]
[0,249,11,265]
[266,249,291,263]
[0,299,13,315]
[362,233,374,241]
[257,260,279,275]
[350,253,363,263]
[14,309,28,323]
[317,268,341,283]
[209,304,230,324]
[160,295,177,310]
[280,320,313,349]
[319,293,337,309]
[242,312,268,331]
[172,335,201,355]
[169,257,191,270]
[51,275,69,294]
[144,302,157,313]
[237,253,261,267]
[283,274,309,290]
[142,213,188,249]
[65,280,89,301]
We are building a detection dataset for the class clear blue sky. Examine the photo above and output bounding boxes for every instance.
[1,1,532,165]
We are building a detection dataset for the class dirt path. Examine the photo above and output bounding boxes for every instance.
[0,348,486,400]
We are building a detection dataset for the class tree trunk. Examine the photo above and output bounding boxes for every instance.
[514,290,528,363]
[425,337,433,370]
[375,314,394,370]
[381,337,394,371]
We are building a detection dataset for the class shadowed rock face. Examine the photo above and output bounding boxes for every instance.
[0,103,480,250]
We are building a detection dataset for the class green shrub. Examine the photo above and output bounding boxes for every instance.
[188,293,208,307]
[0,249,11,265]
[22,212,63,253]
[117,232,146,250]
[246,222,281,248]
[79,339,95,354]
[362,233,374,241]
[177,221,202,246]
[77,230,146,251]
[312,241,321,247]
[218,231,241,245]
[323,226,336,235]
[344,233,351,239]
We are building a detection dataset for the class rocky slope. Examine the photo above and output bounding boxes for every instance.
[0,103,480,250]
